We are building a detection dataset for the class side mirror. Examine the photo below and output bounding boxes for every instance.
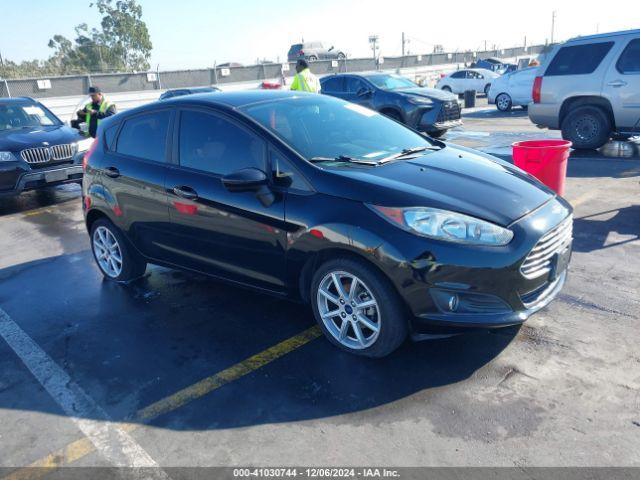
[356,87,372,97]
[328,46,335,52]
[222,167,267,192]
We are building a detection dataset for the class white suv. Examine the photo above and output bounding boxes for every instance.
[528,29,640,149]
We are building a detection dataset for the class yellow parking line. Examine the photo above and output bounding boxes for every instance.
[3,325,322,480]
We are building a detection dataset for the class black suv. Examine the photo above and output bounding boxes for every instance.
[0,97,92,196]
[321,73,462,137]
[82,91,572,358]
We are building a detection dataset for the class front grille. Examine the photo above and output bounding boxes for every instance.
[21,147,51,164]
[51,143,77,161]
[521,216,573,279]
[20,143,76,165]
[436,101,462,123]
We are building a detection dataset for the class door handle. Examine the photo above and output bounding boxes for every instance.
[104,166,120,178]
[172,186,198,200]
[607,80,628,88]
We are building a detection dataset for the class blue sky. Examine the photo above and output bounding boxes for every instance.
[1,0,638,69]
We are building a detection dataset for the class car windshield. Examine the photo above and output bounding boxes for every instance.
[366,74,418,91]
[0,102,61,131]
[241,95,434,165]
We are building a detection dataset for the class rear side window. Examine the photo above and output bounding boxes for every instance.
[178,110,265,175]
[103,124,119,151]
[617,38,640,74]
[321,76,344,92]
[450,71,466,79]
[546,42,614,76]
[116,110,171,161]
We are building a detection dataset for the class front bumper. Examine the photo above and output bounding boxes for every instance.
[373,198,573,338]
[0,163,83,197]
[416,101,463,133]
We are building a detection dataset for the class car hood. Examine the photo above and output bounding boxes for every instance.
[396,87,458,102]
[0,125,84,152]
[317,145,554,226]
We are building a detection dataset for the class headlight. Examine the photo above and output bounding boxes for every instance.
[407,96,434,106]
[0,151,16,162]
[76,137,95,153]
[369,205,514,246]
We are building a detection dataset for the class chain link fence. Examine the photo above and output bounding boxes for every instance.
[0,45,546,99]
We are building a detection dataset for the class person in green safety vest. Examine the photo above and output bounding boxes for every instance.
[76,86,117,138]
[290,59,320,93]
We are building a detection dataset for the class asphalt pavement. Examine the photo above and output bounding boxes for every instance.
[0,102,638,476]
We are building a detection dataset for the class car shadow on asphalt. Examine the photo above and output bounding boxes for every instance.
[461,107,529,120]
[572,205,640,253]
[0,184,81,217]
[0,252,518,431]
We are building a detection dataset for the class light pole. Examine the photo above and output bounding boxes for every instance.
[551,11,557,44]
[369,35,379,62]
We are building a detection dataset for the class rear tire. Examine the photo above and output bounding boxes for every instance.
[307,55,318,62]
[337,52,346,60]
[90,218,146,282]
[496,93,512,112]
[561,105,611,150]
[310,257,408,358]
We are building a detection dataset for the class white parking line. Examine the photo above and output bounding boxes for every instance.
[0,307,169,477]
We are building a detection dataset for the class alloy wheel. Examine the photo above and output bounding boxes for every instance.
[496,94,511,111]
[574,115,599,142]
[93,226,123,278]
[316,271,381,350]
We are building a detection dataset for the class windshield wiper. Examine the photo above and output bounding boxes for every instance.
[378,145,442,164]
[309,155,378,166]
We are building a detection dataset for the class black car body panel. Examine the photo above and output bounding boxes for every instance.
[320,73,463,135]
[83,91,572,339]
[0,98,86,196]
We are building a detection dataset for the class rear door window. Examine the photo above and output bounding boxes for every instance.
[116,110,171,162]
[321,76,344,92]
[546,42,614,76]
[616,38,640,74]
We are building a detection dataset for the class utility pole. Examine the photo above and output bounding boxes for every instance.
[369,35,379,61]
[551,10,557,44]
[484,40,487,52]
[402,32,406,56]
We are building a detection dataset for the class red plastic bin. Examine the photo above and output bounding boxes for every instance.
[512,140,572,196]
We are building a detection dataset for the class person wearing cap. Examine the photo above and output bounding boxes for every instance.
[290,59,320,93]
[76,86,116,138]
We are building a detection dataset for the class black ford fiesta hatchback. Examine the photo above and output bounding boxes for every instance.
[82,91,572,357]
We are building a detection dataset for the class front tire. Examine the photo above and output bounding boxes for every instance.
[91,218,146,282]
[307,55,318,62]
[496,93,512,112]
[310,258,408,358]
[441,86,452,92]
[561,105,611,150]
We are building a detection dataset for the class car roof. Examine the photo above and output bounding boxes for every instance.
[133,90,312,114]
[566,28,640,43]
[0,97,38,105]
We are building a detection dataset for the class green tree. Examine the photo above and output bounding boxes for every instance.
[0,0,152,79]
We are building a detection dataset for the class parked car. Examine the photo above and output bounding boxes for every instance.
[528,29,640,149]
[288,42,345,62]
[474,58,517,74]
[436,68,500,96]
[159,86,220,100]
[488,67,538,111]
[321,73,462,137]
[82,90,572,357]
[0,97,92,197]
